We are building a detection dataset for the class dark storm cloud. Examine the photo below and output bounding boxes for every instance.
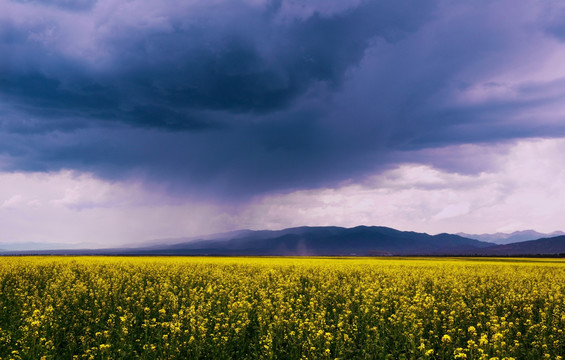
[1,0,434,131]
[545,6,565,41]
[2,0,565,197]
[11,0,96,11]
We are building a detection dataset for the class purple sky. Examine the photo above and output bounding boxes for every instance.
[1,0,565,247]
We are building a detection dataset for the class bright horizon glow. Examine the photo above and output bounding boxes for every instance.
[1,138,564,248]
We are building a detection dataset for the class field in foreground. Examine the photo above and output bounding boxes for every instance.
[0,257,564,360]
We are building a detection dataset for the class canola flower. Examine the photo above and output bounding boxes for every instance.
[0,256,564,359]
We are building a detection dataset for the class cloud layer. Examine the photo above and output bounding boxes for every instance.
[2,138,564,246]
[2,0,565,214]
[213,138,565,235]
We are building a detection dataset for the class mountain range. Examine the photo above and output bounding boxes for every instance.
[457,230,565,244]
[2,226,564,257]
[468,235,565,256]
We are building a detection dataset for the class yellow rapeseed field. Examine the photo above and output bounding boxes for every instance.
[0,256,564,359]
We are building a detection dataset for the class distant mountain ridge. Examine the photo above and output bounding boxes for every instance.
[2,226,564,257]
[457,230,565,244]
[132,226,493,256]
[0,241,96,252]
[469,236,565,256]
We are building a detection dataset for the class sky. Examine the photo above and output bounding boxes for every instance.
[1,0,565,248]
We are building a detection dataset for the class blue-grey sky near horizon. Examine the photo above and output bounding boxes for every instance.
[2,0,565,247]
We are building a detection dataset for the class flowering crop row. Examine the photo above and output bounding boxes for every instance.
[0,256,564,359]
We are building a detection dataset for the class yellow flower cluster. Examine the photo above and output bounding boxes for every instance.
[0,256,563,359]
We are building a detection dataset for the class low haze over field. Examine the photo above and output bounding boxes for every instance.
[1,0,565,246]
